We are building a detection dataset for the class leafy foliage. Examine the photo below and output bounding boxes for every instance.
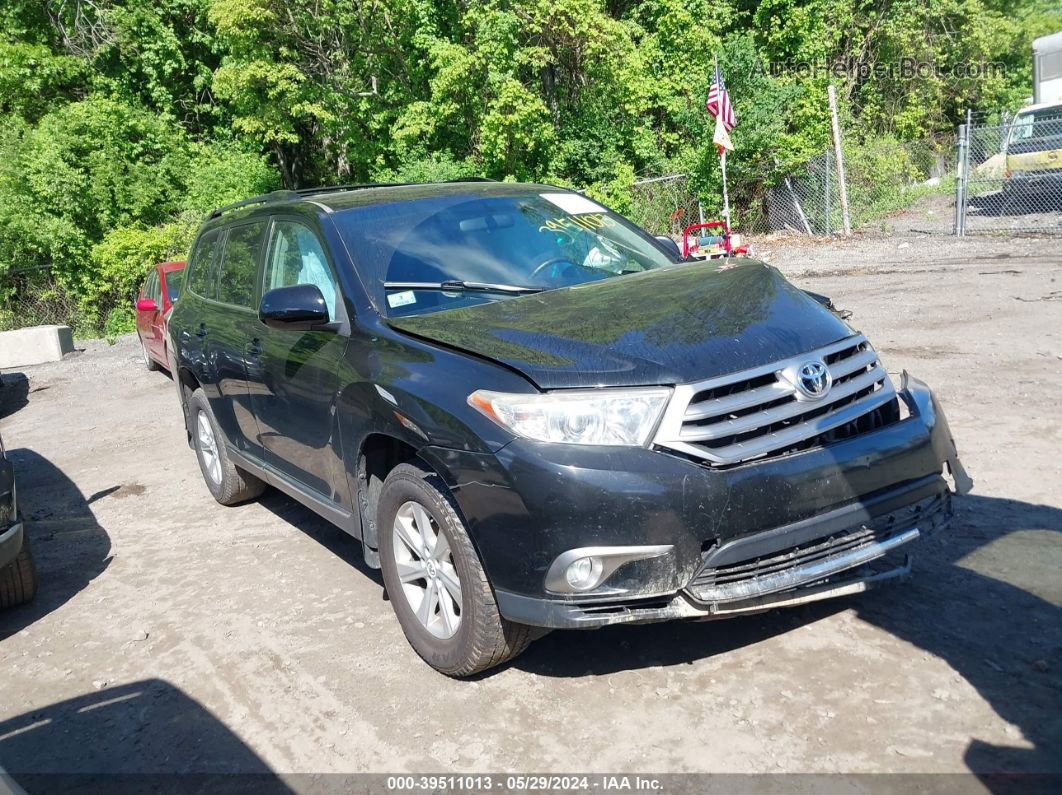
[0,0,1059,334]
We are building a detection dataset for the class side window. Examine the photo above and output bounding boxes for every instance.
[165,269,183,302]
[150,270,162,304]
[264,221,339,321]
[188,230,222,299]
[218,222,266,308]
[142,270,156,300]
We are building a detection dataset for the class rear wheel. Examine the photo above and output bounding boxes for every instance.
[0,534,37,609]
[378,462,533,676]
[188,388,266,505]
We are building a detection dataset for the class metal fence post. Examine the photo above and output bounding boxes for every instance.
[954,123,967,237]
[825,149,832,236]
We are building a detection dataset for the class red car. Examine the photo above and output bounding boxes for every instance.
[135,260,186,371]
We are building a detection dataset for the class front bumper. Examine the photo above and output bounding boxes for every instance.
[423,375,969,629]
[1005,169,1062,189]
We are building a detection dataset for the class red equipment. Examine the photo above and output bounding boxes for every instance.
[682,221,749,259]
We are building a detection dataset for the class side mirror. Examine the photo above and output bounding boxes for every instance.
[259,284,330,330]
[655,235,682,261]
[136,298,158,312]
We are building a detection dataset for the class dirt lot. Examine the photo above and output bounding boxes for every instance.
[1,232,1060,781]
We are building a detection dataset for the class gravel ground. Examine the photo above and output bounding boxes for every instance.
[0,232,1060,783]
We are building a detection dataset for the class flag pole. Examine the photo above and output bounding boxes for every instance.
[721,148,731,232]
[713,52,732,235]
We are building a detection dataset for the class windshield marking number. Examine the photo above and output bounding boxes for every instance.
[539,213,614,235]
[387,290,417,308]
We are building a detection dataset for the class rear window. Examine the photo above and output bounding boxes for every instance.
[217,223,265,308]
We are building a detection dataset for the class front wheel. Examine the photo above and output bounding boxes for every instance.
[378,463,532,676]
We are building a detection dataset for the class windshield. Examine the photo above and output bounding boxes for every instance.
[1009,107,1062,143]
[332,191,676,317]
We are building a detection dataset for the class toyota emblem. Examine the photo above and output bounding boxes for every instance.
[796,360,832,399]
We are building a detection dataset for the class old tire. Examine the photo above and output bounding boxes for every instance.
[0,533,37,609]
[188,388,266,506]
[378,462,533,676]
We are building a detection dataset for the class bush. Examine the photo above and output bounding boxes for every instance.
[182,143,281,215]
[83,216,198,325]
[103,305,137,344]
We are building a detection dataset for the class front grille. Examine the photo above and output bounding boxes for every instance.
[653,334,898,466]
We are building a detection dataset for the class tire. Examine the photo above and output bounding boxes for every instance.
[141,340,160,371]
[378,462,533,676]
[188,388,266,506]
[0,533,37,609]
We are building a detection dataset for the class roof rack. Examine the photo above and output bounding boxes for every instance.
[208,178,499,219]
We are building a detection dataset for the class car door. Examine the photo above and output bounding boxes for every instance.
[148,267,166,360]
[137,269,159,355]
[247,217,347,498]
[205,221,268,458]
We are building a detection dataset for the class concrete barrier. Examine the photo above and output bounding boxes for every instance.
[0,325,75,368]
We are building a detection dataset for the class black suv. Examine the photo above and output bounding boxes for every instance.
[168,182,970,676]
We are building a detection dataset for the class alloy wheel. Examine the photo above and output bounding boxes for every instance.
[391,500,463,639]
[196,411,222,485]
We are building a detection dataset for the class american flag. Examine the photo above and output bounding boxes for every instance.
[705,60,736,131]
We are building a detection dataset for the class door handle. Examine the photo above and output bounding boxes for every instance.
[248,339,263,356]
[195,323,208,338]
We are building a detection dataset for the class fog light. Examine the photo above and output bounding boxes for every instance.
[565,556,601,590]
[544,544,674,594]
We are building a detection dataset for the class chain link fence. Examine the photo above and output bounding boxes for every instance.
[957,113,1062,235]
[628,174,702,237]
[0,272,87,334]
[758,139,956,236]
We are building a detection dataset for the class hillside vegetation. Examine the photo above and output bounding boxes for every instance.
[1,0,1058,333]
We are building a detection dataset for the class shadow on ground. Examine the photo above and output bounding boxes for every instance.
[0,449,112,639]
[257,489,384,588]
[0,679,291,792]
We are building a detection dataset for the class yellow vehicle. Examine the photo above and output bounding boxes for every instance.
[1004,102,1062,193]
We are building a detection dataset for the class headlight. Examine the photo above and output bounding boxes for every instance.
[468,387,671,446]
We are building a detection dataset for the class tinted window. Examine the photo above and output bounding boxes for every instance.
[188,231,222,298]
[331,192,673,317]
[142,270,158,303]
[164,269,183,302]
[218,223,265,308]
[264,221,338,321]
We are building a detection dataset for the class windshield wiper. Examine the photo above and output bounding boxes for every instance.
[384,280,543,294]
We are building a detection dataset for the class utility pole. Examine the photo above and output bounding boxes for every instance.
[827,85,851,236]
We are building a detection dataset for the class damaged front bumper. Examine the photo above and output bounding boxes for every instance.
[427,373,971,630]
[495,487,956,628]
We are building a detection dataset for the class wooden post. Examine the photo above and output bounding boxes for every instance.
[827,85,851,236]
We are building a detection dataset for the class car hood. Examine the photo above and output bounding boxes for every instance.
[388,260,854,389]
